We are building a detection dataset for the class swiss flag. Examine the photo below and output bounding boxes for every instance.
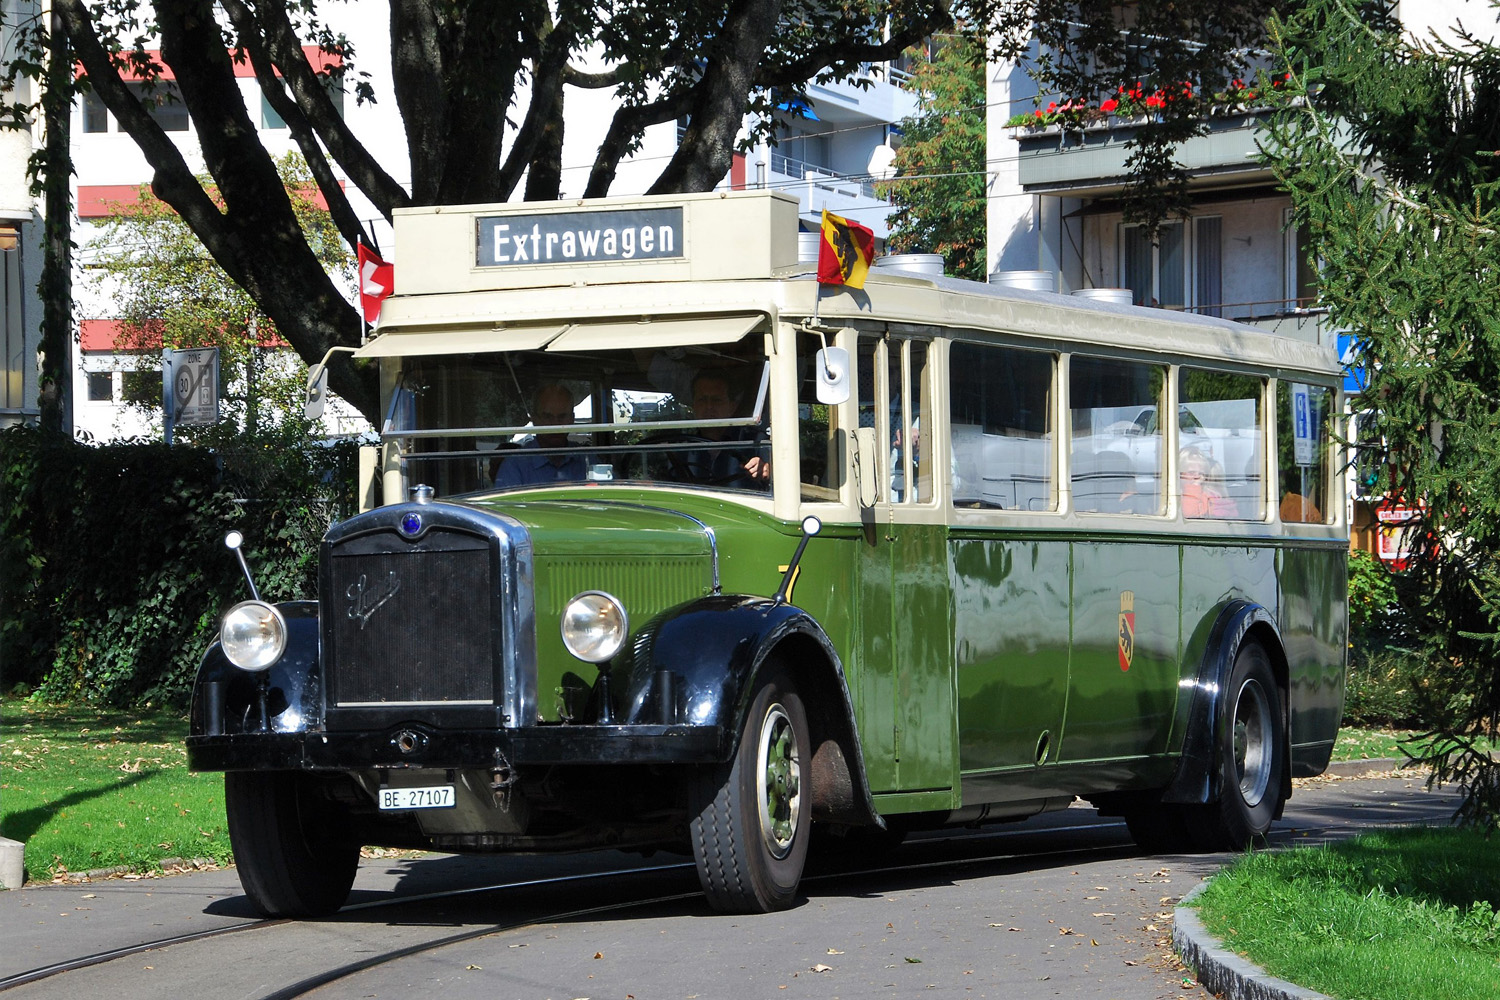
[357,242,394,323]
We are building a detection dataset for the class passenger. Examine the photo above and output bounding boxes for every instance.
[1181,448,1236,518]
[494,383,589,487]
[680,370,769,486]
[1279,491,1324,523]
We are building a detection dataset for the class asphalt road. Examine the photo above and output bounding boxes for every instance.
[0,768,1462,1000]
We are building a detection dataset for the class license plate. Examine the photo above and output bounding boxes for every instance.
[378,785,456,810]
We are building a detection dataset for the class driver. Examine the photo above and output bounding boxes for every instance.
[681,370,770,486]
[494,383,589,487]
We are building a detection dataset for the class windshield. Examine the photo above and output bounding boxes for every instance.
[384,333,772,497]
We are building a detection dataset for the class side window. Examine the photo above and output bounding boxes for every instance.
[1178,369,1265,520]
[1070,356,1166,514]
[950,342,1055,511]
[888,339,932,504]
[796,329,839,498]
[1276,381,1333,524]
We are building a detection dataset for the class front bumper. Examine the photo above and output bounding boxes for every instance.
[186,722,727,772]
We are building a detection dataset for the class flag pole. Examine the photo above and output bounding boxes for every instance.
[358,234,369,346]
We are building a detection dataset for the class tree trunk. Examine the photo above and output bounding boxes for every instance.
[37,9,71,435]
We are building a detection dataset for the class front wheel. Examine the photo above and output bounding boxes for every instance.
[1191,641,1286,851]
[225,771,360,917]
[690,668,810,913]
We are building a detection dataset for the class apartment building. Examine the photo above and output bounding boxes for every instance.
[986,1,1490,348]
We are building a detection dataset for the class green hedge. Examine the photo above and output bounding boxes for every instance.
[0,425,357,706]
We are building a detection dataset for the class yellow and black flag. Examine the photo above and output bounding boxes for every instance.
[817,209,875,289]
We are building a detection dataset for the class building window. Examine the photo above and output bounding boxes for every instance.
[1,245,22,411]
[1194,216,1223,317]
[1121,222,1184,308]
[82,91,110,133]
[87,371,114,402]
[128,82,189,132]
[1283,208,1318,310]
[1122,218,1223,315]
[261,93,287,130]
[262,79,344,131]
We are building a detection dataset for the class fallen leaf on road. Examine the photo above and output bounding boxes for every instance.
[593,952,603,959]
[811,964,833,973]
[465,965,481,970]
[905,957,923,963]
[826,948,843,955]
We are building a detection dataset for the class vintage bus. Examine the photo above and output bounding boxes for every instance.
[188,191,1346,917]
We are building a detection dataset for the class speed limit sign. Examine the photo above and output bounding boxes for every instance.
[163,348,220,428]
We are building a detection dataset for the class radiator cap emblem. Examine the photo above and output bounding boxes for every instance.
[400,512,422,537]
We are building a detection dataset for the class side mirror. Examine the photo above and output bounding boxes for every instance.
[815,346,850,405]
[303,363,329,421]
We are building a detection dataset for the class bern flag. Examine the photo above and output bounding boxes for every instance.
[818,209,875,289]
[357,242,395,323]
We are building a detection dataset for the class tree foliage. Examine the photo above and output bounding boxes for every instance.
[0,1,954,422]
[1263,0,1500,829]
[881,30,986,280]
[88,152,351,445]
[987,1,1286,231]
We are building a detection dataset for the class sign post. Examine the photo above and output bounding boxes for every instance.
[162,347,220,444]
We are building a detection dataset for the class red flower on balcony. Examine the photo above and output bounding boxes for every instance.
[1145,93,1166,109]
[1100,98,1119,113]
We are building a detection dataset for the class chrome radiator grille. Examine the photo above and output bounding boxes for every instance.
[325,530,496,707]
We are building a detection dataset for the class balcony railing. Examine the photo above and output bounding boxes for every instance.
[769,151,881,199]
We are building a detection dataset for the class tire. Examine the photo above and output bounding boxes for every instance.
[1191,641,1285,851]
[225,771,360,918]
[690,668,810,913]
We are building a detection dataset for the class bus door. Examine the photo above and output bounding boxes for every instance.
[854,334,955,798]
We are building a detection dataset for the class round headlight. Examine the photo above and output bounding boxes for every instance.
[560,591,628,663]
[220,600,288,671]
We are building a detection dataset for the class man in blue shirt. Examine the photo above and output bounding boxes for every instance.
[494,383,589,488]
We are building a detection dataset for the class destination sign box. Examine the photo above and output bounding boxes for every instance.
[476,207,684,267]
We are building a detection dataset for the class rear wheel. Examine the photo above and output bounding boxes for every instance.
[690,668,810,912]
[225,771,359,917]
[1192,642,1285,851]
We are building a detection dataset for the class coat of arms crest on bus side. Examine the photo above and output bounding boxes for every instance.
[1118,591,1136,671]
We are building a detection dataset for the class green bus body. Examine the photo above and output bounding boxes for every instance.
[188,191,1347,917]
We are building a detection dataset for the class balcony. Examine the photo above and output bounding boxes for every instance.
[763,152,892,239]
[1014,110,1273,197]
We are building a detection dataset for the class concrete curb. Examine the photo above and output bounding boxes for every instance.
[1170,759,1417,1000]
[1174,883,1332,1000]
[0,837,23,890]
[1319,757,1414,778]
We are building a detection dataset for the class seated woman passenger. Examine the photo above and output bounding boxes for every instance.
[1180,448,1237,518]
[494,383,589,487]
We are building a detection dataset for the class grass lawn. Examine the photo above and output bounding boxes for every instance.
[1190,827,1500,1000]
[0,698,231,884]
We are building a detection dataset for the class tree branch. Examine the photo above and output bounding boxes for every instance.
[242,0,411,220]
[221,0,372,251]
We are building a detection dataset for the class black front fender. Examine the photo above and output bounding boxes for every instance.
[190,601,322,738]
[610,593,882,827]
